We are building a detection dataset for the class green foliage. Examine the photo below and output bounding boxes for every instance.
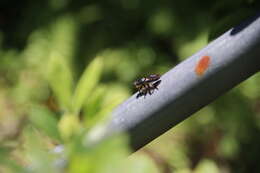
[47,55,73,110]
[0,147,26,173]
[29,106,61,142]
[193,159,219,173]
[72,56,103,114]
[0,0,260,172]
[68,135,130,173]
[58,113,81,141]
[83,84,130,129]
[23,126,61,173]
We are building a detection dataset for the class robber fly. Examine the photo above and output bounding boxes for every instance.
[134,74,161,98]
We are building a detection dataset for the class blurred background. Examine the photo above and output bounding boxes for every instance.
[1,0,260,172]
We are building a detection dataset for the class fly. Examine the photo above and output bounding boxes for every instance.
[134,74,161,98]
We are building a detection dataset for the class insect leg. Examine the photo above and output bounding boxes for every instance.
[152,80,161,89]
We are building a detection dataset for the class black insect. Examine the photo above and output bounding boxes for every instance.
[134,74,161,98]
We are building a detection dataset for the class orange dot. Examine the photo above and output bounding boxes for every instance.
[195,56,211,76]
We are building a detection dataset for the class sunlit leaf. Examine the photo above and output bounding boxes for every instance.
[126,154,159,173]
[58,113,81,141]
[84,84,130,129]
[47,55,73,110]
[50,16,76,63]
[83,85,107,119]
[194,159,219,173]
[72,56,103,113]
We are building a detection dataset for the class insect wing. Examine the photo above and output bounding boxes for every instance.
[146,74,161,83]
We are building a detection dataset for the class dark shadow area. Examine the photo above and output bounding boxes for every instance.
[230,12,260,35]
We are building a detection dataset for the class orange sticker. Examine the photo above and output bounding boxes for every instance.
[195,56,210,76]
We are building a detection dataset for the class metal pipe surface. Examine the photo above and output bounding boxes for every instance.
[96,13,260,151]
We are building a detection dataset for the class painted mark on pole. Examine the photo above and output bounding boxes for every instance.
[195,56,211,76]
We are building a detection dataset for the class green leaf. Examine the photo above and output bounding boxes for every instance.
[72,56,103,114]
[30,106,61,141]
[49,15,77,63]
[126,154,159,173]
[0,147,21,173]
[47,55,73,110]
[0,147,27,173]
[194,159,219,173]
[68,134,130,173]
[69,133,159,173]
[84,84,130,129]
[58,113,81,141]
[83,85,107,120]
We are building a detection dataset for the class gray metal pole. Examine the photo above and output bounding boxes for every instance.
[89,13,260,151]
